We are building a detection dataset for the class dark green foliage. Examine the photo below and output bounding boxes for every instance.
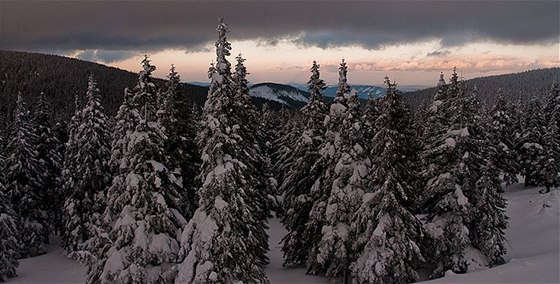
[62,76,111,253]
[404,67,560,110]
[176,20,269,284]
[0,50,208,131]
[0,172,19,280]
[351,78,424,284]
[280,61,328,269]
[3,94,47,257]
[517,96,546,186]
[488,93,519,186]
[33,92,62,241]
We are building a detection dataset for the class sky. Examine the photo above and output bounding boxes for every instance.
[1,0,558,86]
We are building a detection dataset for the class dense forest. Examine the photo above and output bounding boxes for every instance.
[0,50,283,132]
[0,20,559,284]
[404,67,560,109]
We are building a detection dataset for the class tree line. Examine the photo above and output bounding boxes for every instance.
[1,20,559,283]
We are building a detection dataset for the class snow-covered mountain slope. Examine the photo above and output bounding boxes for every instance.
[323,84,385,99]
[250,82,309,108]
[291,83,385,100]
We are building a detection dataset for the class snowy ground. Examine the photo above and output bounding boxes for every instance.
[7,236,85,284]
[426,184,559,283]
[7,184,559,283]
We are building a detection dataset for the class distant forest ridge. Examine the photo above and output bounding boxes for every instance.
[404,67,560,108]
[0,49,558,127]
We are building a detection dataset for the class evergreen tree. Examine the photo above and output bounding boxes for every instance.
[52,120,69,235]
[3,94,47,257]
[544,82,560,127]
[62,76,111,253]
[87,57,187,284]
[33,92,62,241]
[109,87,139,174]
[471,158,508,266]
[232,54,272,263]
[422,69,492,278]
[0,171,19,280]
[280,60,328,268]
[418,71,452,208]
[60,93,84,246]
[99,121,185,283]
[361,96,380,145]
[539,83,560,193]
[540,115,560,193]
[310,60,369,280]
[517,96,545,186]
[176,19,269,284]
[488,92,518,186]
[272,108,304,189]
[351,78,424,284]
[159,65,199,219]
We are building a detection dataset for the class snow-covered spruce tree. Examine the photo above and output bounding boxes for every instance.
[91,57,186,284]
[109,87,138,174]
[418,72,453,208]
[540,113,560,193]
[361,95,381,145]
[422,69,491,278]
[158,65,199,219]
[544,82,560,128]
[3,94,47,257]
[272,108,305,189]
[0,173,19,280]
[232,54,272,262]
[471,156,508,266]
[74,88,138,284]
[517,96,546,186]
[176,19,269,284]
[258,102,284,214]
[488,92,518,186]
[539,83,560,193]
[60,93,83,245]
[308,59,369,280]
[33,92,63,242]
[280,60,328,268]
[52,120,69,235]
[62,75,111,253]
[350,77,424,284]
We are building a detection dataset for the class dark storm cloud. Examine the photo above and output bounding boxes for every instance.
[1,1,558,57]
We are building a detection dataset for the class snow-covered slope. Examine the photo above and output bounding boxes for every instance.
[425,183,559,283]
[291,83,385,100]
[323,84,385,99]
[7,184,559,283]
[250,83,309,108]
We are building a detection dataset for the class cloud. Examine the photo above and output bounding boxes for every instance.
[1,0,557,59]
[340,54,560,75]
[427,50,451,57]
[74,49,138,63]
